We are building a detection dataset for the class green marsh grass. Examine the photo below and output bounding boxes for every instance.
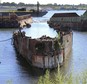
[37,67,87,84]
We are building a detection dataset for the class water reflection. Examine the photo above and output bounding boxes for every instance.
[16,52,45,76]
[72,31,87,74]
[22,23,58,39]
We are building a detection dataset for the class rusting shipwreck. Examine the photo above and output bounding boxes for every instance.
[47,12,80,30]
[0,12,32,28]
[48,12,87,31]
[13,23,72,69]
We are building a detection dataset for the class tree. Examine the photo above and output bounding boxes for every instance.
[2,2,10,6]
[18,2,25,6]
[10,2,17,6]
[54,3,57,6]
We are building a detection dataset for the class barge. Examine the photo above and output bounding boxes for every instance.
[13,23,73,69]
[47,12,87,31]
[0,12,32,28]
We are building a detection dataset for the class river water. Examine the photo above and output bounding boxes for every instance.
[0,10,87,84]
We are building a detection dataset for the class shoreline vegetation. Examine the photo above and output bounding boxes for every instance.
[0,2,87,10]
[37,66,87,84]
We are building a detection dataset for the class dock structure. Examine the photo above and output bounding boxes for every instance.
[13,23,72,69]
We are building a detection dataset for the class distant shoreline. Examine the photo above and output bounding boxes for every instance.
[0,4,87,11]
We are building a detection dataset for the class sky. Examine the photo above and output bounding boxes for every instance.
[1,0,87,5]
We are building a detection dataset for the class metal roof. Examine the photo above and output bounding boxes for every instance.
[52,12,79,17]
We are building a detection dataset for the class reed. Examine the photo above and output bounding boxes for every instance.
[37,68,87,84]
